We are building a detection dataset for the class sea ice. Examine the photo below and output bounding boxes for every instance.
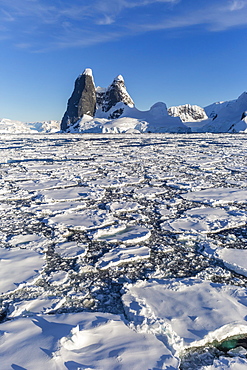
[42,186,105,202]
[161,206,247,234]
[182,187,247,206]
[106,201,143,213]
[96,245,150,269]
[123,278,247,349]
[55,241,87,258]
[0,248,45,293]
[31,200,87,216]
[91,224,151,244]
[1,133,247,369]
[47,209,116,231]
[18,179,78,192]
[215,248,247,277]
[133,186,167,199]
[8,233,48,252]
[0,312,178,370]
[202,356,247,369]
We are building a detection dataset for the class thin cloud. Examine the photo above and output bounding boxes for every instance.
[228,0,247,11]
[126,0,247,33]
[0,0,247,52]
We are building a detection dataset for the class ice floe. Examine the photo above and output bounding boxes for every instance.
[96,244,150,269]
[55,241,87,258]
[0,248,45,293]
[42,186,105,202]
[1,133,247,369]
[90,224,151,244]
[47,209,116,231]
[161,206,247,234]
[215,248,247,277]
[7,233,48,252]
[106,201,143,213]
[123,278,247,349]
[0,312,179,370]
[202,356,247,369]
[182,187,247,206]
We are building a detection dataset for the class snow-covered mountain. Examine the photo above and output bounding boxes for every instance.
[2,68,247,134]
[61,69,135,131]
[168,104,208,122]
[0,118,60,133]
[167,93,247,133]
[97,74,134,118]
[67,102,190,134]
[61,69,190,133]
[201,92,247,133]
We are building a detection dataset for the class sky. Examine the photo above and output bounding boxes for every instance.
[1,0,247,122]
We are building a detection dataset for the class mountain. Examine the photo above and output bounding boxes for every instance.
[167,93,247,133]
[168,104,208,122]
[61,69,135,132]
[0,118,60,133]
[72,102,190,134]
[3,69,247,134]
[97,75,134,118]
[61,68,97,131]
[201,92,247,133]
[61,69,190,133]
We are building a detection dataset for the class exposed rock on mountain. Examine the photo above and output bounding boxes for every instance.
[60,68,247,134]
[168,104,208,122]
[61,70,135,131]
[61,69,189,133]
[98,75,134,117]
[61,69,96,131]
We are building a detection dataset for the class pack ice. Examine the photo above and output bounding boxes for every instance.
[0,133,247,370]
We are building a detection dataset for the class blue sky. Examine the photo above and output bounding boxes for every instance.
[1,0,247,122]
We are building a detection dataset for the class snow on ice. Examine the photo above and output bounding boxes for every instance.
[1,133,247,369]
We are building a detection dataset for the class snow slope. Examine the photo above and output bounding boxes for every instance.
[74,102,190,133]
[201,92,247,133]
[65,91,247,134]
[167,92,247,133]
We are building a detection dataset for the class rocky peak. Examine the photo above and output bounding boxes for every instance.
[61,69,135,130]
[61,68,96,131]
[100,75,134,114]
[168,104,208,122]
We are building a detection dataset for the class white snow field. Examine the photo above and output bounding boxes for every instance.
[1,133,247,370]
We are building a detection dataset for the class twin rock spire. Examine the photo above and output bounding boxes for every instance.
[61,68,134,131]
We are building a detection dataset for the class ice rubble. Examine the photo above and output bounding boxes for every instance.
[202,356,247,369]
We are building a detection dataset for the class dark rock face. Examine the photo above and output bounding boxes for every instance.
[100,75,134,114]
[61,70,135,131]
[61,69,96,131]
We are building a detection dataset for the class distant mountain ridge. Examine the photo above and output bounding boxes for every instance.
[1,68,247,134]
[0,118,60,134]
[60,68,247,134]
[61,68,190,133]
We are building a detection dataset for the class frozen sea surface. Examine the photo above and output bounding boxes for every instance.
[1,133,247,369]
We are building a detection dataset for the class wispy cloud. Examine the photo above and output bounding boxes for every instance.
[0,0,247,51]
[228,0,247,11]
